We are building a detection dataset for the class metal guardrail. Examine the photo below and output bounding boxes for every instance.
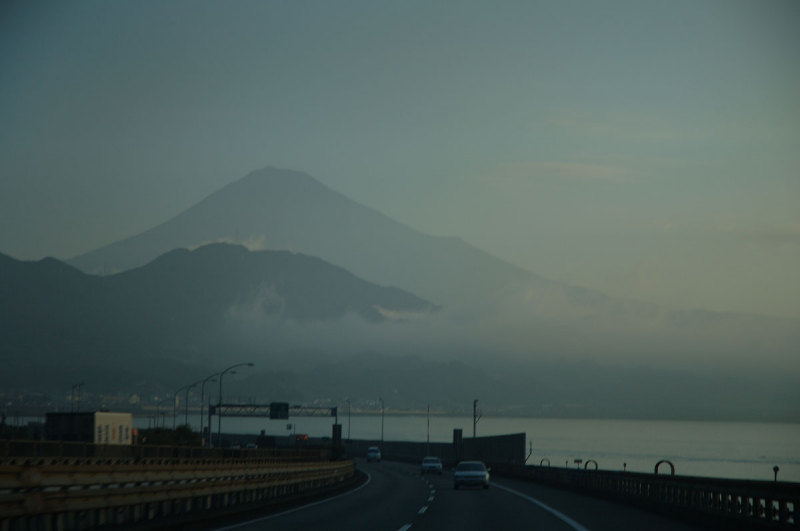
[0,441,353,530]
[491,463,800,529]
[0,439,330,461]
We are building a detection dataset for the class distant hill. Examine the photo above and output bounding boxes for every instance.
[105,242,434,325]
[0,244,434,389]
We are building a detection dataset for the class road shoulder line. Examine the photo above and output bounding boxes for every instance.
[493,482,591,531]
[214,471,373,530]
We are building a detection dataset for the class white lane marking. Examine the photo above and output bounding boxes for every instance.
[431,489,436,494]
[493,483,591,531]
[398,525,413,531]
[214,472,373,530]
[427,495,434,502]
[418,505,428,514]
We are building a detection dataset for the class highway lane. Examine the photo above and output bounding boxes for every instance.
[215,460,706,531]
[214,459,430,531]
[481,475,705,531]
[408,471,585,531]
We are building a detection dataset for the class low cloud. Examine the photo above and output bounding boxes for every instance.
[218,278,800,375]
[493,161,636,184]
[187,235,271,251]
[548,110,679,142]
[727,224,800,248]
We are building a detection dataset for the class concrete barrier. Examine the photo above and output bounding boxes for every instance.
[491,462,800,530]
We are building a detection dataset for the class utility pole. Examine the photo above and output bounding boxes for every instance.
[379,397,384,444]
[426,403,430,454]
[473,399,481,438]
[346,399,351,441]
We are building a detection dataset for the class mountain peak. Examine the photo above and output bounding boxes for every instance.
[68,166,531,305]
[232,166,327,191]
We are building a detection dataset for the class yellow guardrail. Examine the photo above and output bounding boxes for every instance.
[0,455,354,528]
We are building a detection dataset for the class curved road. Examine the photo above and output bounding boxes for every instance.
[215,460,705,531]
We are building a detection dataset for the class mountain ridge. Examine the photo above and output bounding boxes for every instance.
[1,243,435,383]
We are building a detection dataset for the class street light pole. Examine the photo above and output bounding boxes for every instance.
[379,397,384,444]
[176,377,216,430]
[156,397,171,429]
[71,382,84,413]
[172,383,196,430]
[184,382,202,426]
[216,362,254,448]
[346,399,351,441]
[199,375,217,447]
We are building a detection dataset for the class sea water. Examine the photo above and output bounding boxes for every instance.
[136,414,800,483]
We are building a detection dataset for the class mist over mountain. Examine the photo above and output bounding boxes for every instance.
[5,167,798,420]
[68,167,799,369]
[0,244,434,387]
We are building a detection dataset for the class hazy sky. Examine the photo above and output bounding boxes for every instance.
[2,0,798,319]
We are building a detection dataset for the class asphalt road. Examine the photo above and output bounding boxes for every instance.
[214,460,707,531]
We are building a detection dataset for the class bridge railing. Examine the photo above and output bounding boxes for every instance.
[491,463,799,529]
[0,440,353,530]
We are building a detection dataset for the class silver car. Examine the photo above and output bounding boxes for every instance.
[421,456,443,475]
[453,460,490,489]
[366,446,381,462]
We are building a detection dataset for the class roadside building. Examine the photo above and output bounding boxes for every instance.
[45,411,133,445]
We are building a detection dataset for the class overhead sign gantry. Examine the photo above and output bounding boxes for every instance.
[209,402,338,423]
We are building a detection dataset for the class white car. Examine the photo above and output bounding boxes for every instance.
[453,460,490,489]
[421,456,443,475]
[366,446,382,462]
